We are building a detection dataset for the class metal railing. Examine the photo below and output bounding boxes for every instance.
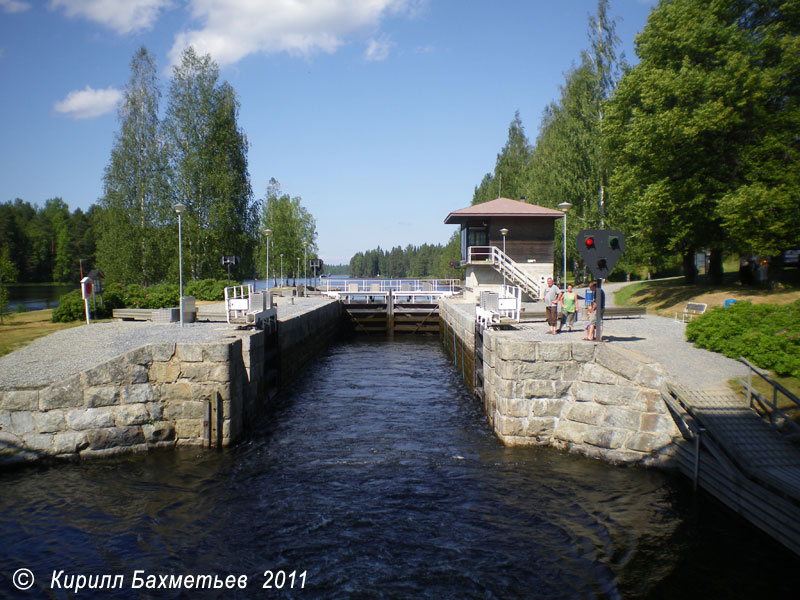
[740,357,800,435]
[321,278,461,295]
[466,246,542,300]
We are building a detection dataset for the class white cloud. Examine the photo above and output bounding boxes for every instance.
[54,85,122,119]
[168,0,421,67]
[49,0,171,34]
[0,0,32,13]
[364,35,392,61]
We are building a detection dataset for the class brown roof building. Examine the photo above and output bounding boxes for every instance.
[444,197,564,301]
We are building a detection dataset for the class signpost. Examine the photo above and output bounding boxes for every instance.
[80,276,93,325]
[221,255,239,284]
[576,229,626,341]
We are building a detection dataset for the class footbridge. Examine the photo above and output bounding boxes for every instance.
[322,279,459,333]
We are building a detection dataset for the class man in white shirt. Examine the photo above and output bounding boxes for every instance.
[543,277,561,335]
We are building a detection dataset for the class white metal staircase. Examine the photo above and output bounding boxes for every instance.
[467,246,542,300]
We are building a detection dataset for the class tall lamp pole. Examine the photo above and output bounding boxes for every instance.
[280,254,284,288]
[264,229,272,292]
[173,203,186,327]
[499,228,508,287]
[303,241,308,297]
[557,202,572,286]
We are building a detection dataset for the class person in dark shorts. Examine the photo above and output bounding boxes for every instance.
[543,277,561,335]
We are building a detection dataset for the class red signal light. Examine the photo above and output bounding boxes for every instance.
[585,236,595,249]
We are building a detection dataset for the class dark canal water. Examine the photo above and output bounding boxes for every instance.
[1,337,798,599]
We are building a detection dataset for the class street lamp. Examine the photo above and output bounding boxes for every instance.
[303,241,308,297]
[280,253,284,288]
[499,228,509,287]
[264,229,272,292]
[557,202,572,286]
[173,203,185,327]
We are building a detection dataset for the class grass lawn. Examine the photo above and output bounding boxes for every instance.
[730,373,800,423]
[614,272,799,318]
[0,310,108,358]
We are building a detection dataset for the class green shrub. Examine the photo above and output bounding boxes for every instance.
[185,279,229,301]
[52,290,89,322]
[686,300,800,377]
[52,279,232,322]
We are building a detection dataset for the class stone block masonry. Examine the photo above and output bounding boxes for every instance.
[441,299,681,467]
[1,339,242,464]
[1,299,345,466]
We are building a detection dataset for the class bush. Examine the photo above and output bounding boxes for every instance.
[686,300,800,377]
[52,290,90,322]
[185,278,229,301]
[52,279,234,322]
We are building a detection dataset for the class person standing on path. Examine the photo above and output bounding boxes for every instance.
[586,281,606,341]
[559,284,578,332]
[543,277,561,335]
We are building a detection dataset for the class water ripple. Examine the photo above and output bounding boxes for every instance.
[1,336,798,598]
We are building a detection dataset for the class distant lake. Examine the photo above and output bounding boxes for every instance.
[5,284,74,311]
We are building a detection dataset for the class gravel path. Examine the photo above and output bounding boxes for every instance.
[0,296,336,390]
[514,314,747,391]
[1,291,747,394]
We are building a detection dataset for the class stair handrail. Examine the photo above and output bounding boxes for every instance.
[468,246,541,299]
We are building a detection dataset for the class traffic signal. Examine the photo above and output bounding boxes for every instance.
[576,229,626,279]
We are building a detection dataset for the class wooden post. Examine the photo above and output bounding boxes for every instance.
[387,289,394,333]
[203,400,211,447]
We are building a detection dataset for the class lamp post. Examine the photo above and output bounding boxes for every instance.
[557,202,572,286]
[264,229,272,292]
[303,241,308,297]
[499,228,508,288]
[296,257,300,289]
[280,254,284,288]
[173,203,185,327]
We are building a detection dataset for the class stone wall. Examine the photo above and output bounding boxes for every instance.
[1,300,345,466]
[0,337,252,464]
[440,299,681,467]
[278,300,344,384]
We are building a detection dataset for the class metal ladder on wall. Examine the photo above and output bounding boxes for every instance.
[468,246,542,300]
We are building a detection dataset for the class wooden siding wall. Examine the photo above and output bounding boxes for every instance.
[487,218,557,263]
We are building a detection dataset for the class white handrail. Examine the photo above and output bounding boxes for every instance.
[322,278,460,294]
[467,246,541,299]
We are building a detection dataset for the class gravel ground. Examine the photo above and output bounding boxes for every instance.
[513,314,747,391]
[0,321,236,390]
[1,290,746,393]
[0,296,336,390]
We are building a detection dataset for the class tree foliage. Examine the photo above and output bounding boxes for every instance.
[349,232,462,279]
[98,47,170,284]
[164,47,259,281]
[259,179,317,283]
[472,111,532,205]
[604,0,800,281]
[0,198,98,284]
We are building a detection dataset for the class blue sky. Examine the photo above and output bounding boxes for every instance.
[0,0,655,265]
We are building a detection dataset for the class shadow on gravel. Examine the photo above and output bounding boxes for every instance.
[602,335,646,342]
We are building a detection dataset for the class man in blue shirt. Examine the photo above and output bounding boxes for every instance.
[587,281,605,341]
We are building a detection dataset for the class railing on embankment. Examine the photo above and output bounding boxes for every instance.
[662,382,800,557]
